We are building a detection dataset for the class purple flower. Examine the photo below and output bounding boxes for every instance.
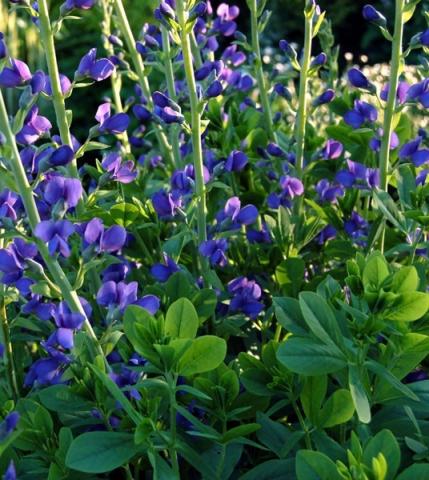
[280,176,304,198]
[344,211,368,245]
[322,139,343,159]
[348,68,372,89]
[336,160,379,189]
[16,106,52,145]
[152,190,182,218]
[133,104,152,123]
[420,29,429,47]
[0,412,19,440]
[101,152,137,184]
[0,33,6,59]
[313,89,335,106]
[43,73,72,96]
[151,254,180,282]
[100,225,127,253]
[369,130,399,152]
[63,0,95,10]
[0,238,37,284]
[0,189,20,222]
[24,349,71,387]
[77,48,115,81]
[3,461,16,480]
[35,219,75,257]
[317,225,337,244]
[381,81,409,105]
[362,4,386,24]
[407,79,429,108]
[199,238,228,267]
[315,180,344,203]
[22,294,55,321]
[399,137,429,166]
[0,58,31,88]
[95,103,129,134]
[225,150,248,171]
[43,175,83,210]
[49,145,74,166]
[46,301,85,349]
[206,80,223,98]
[228,276,263,318]
[102,262,130,283]
[310,52,327,68]
[214,3,239,36]
[266,143,285,158]
[344,100,378,129]
[220,196,258,227]
[97,280,159,314]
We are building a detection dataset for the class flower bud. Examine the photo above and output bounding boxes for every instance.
[362,5,386,25]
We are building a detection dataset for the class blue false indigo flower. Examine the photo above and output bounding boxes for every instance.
[380,81,409,105]
[317,225,337,244]
[0,412,19,441]
[267,143,285,158]
[0,33,7,59]
[16,106,52,145]
[369,129,399,152]
[0,238,37,284]
[43,73,72,96]
[313,89,335,106]
[133,104,152,123]
[35,219,75,257]
[30,70,45,95]
[405,369,429,383]
[419,29,429,47]
[348,67,372,90]
[97,280,159,314]
[95,103,130,134]
[136,41,148,58]
[407,79,429,108]
[214,3,240,37]
[228,276,263,318]
[336,160,379,189]
[49,145,74,167]
[399,137,429,166]
[0,189,20,222]
[22,294,55,321]
[62,0,95,11]
[199,238,228,267]
[189,2,208,20]
[195,62,215,81]
[362,4,386,25]
[100,225,127,253]
[159,0,176,20]
[3,461,16,480]
[220,196,258,226]
[225,150,248,171]
[160,106,184,124]
[43,175,83,210]
[316,180,344,203]
[247,223,272,244]
[77,48,115,81]
[46,301,85,349]
[101,152,137,184]
[344,100,377,129]
[151,253,180,282]
[206,80,223,98]
[0,58,31,88]
[102,262,130,283]
[416,169,429,186]
[310,52,327,69]
[152,189,182,218]
[280,176,304,198]
[24,349,71,387]
[274,83,292,101]
[344,211,369,246]
[321,139,343,159]
[222,45,246,67]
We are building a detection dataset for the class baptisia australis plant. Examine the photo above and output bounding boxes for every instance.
[2,0,429,478]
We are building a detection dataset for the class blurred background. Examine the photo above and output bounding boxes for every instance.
[1,0,428,139]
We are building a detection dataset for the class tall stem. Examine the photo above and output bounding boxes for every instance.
[249,0,274,141]
[176,1,209,278]
[161,26,182,168]
[0,90,109,370]
[37,0,79,180]
[378,0,404,252]
[168,375,180,477]
[379,0,404,189]
[0,235,19,400]
[101,0,130,154]
[112,0,173,165]
[295,14,313,179]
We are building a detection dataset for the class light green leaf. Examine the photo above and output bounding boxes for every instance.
[177,336,226,376]
[165,298,199,339]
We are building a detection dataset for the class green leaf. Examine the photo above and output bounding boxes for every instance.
[363,429,400,480]
[277,336,347,375]
[301,375,327,424]
[192,289,217,322]
[383,292,429,322]
[295,450,342,480]
[273,297,307,335]
[221,423,261,444]
[275,258,305,297]
[362,253,389,291]
[348,365,371,424]
[240,459,295,480]
[66,432,138,473]
[110,203,140,227]
[177,336,227,376]
[318,389,355,428]
[256,413,303,458]
[298,292,344,350]
[165,298,199,339]
[38,385,92,413]
[391,266,419,293]
[396,464,429,480]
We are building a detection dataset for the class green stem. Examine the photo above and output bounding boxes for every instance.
[295,13,313,179]
[161,26,182,168]
[379,0,405,252]
[0,90,109,371]
[112,0,173,165]
[0,235,19,400]
[168,376,180,478]
[101,0,131,154]
[37,0,79,180]
[249,0,275,141]
[190,31,203,70]
[176,0,210,279]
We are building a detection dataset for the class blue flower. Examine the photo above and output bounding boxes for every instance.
[228,277,263,318]
[151,254,180,282]
[0,58,31,88]
[199,238,228,267]
[344,100,377,129]
[95,103,129,134]
[225,150,248,171]
[35,219,75,257]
